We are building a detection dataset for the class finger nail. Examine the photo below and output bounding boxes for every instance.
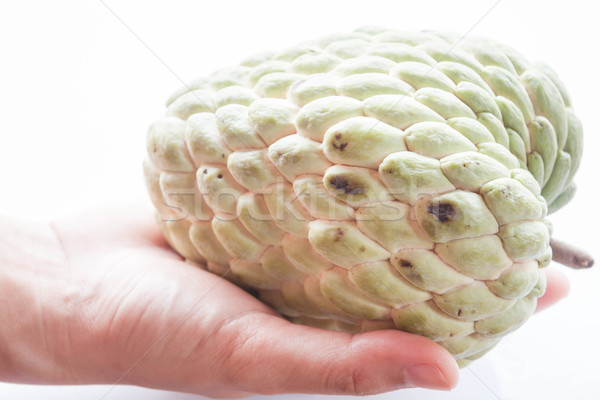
[405,364,451,390]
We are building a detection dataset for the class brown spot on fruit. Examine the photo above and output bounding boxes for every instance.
[359,246,365,252]
[335,133,342,140]
[203,169,208,174]
[400,260,412,268]
[217,174,223,179]
[457,309,462,316]
[427,202,455,223]
[334,228,344,242]
[333,142,348,151]
[329,176,366,195]
[330,175,348,190]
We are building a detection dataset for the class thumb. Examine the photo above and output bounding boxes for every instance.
[227,314,459,395]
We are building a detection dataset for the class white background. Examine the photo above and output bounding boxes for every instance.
[1,0,599,399]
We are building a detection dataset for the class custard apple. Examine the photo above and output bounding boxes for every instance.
[143,27,585,367]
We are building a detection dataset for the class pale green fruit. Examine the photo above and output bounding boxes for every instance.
[144,27,584,365]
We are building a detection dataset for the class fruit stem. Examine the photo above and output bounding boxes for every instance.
[550,238,594,269]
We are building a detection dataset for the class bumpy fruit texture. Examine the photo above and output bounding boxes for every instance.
[144,27,583,366]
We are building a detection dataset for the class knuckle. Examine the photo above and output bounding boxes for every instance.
[322,337,386,396]
[204,313,263,387]
[325,359,378,395]
[325,367,358,395]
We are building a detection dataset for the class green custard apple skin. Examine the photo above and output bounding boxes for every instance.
[143,27,583,366]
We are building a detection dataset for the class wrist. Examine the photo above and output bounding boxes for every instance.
[0,217,75,383]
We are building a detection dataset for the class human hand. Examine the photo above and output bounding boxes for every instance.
[0,205,569,398]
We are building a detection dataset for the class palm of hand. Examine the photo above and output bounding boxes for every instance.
[23,205,566,397]
[52,206,283,397]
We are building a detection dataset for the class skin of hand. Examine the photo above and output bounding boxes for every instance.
[0,205,570,398]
